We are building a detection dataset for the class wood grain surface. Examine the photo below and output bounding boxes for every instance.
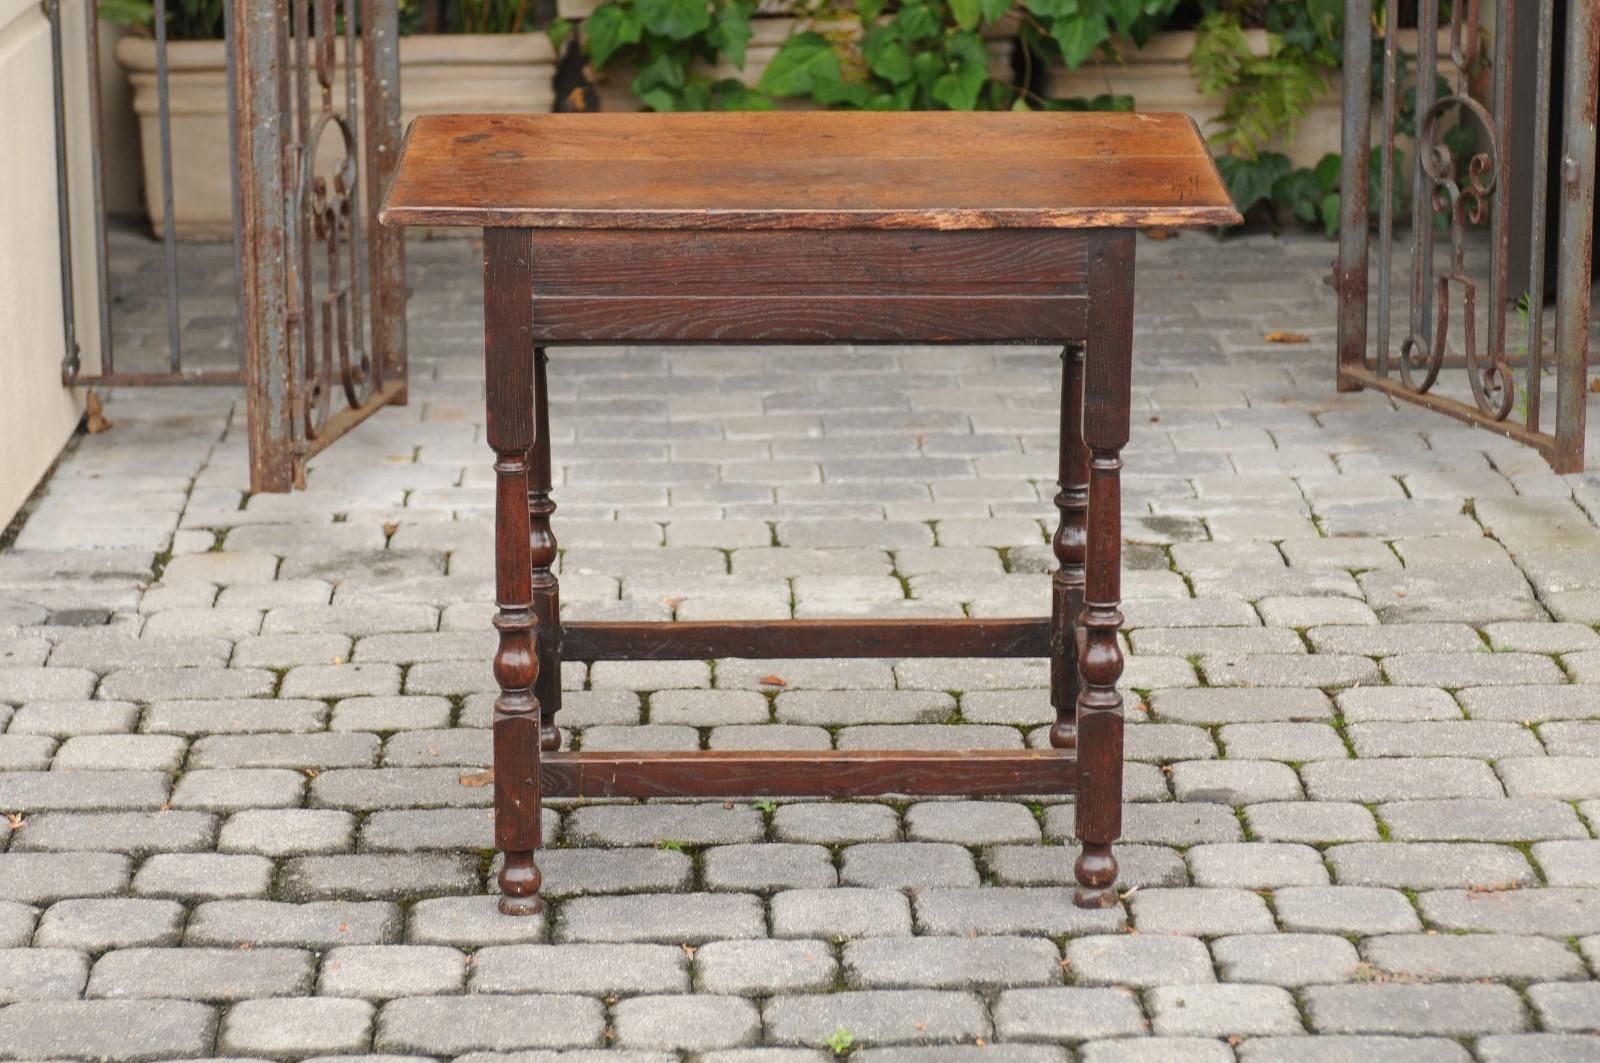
[381,111,1241,230]
[528,294,1089,344]
[540,749,1078,799]
[561,617,1052,660]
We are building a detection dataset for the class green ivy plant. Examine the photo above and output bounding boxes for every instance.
[1189,0,1341,160]
[98,0,224,38]
[1217,151,1341,235]
[1188,0,1349,230]
[100,0,548,38]
[577,0,1181,112]
[581,0,771,110]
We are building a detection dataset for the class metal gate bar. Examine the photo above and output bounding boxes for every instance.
[1337,0,1598,473]
[232,0,408,492]
[50,0,407,486]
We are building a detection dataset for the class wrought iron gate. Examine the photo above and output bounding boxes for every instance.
[52,0,407,491]
[232,0,408,491]
[1336,0,1599,472]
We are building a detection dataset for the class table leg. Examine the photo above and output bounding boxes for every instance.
[530,347,562,752]
[485,229,543,916]
[1051,341,1089,750]
[1074,230,1134,910]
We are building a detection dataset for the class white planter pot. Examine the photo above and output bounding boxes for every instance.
[117,33,556,238]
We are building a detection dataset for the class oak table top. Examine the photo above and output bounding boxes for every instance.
[379,111,1240,232]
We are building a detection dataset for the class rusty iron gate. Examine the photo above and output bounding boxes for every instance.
[231,0,408,491]
[52,0,407,491]
[1336,0,1599,472]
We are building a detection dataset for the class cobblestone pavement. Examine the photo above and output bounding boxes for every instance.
[3,230,1600,1061]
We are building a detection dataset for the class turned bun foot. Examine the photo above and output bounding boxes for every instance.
[1073,843,1119,909]
[498,857,544,916]
[539,721,560,752]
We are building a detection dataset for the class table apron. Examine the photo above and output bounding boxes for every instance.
[529,294,1090,344]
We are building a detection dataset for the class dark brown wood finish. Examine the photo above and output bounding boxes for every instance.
[562,618,1051,661]
[380,112,1240,230]
[1051,341,1089,749]
[483,228,543,916]
[542,750,1077,799]
[382,111,1239,918]
[529,348,561,753]
[526,294,1089,345]
[524,229,1092,295]
[1073,228,1136,909]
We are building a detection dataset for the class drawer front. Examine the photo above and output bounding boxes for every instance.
[526,229,1092,343]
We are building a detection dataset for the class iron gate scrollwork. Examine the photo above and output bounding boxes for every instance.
[231,0,407,492]
[1337,0,1599,473]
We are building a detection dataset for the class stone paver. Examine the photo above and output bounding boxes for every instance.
[4,230,1598,1059]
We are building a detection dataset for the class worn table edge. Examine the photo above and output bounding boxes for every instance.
[378,111,1244,230]
[380,204,1243,230]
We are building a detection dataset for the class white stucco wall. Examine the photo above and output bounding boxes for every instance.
[0,0,94,527]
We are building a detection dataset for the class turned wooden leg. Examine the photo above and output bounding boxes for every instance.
[485,228,543,916]
[529,347,561,753]
[1051,341,1089,750]
[1075,230,1133,910]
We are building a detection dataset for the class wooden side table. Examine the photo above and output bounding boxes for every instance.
[381,111,1237,916]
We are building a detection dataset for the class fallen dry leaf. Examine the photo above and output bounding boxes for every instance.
[759,674,786,687]
[383,522,399,537]
[1590,377,1600,393]
[459,769,495,788]
[1264,331,1310,344]
[85,391,113,434]
[4,813,23,831]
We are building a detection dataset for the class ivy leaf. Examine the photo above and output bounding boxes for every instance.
[930,31,990,110]
[1312,152,1341,194]
[636,0,711,41]
[1318,191,1341,237]
[857,0,888,20]
[1024,0,1077,19]
[545,17,574,54]
[1216,151,1291,215]
[949,0,982,31]
[815,78,875,108]
[1104,0,1142,35]
[863,27,915,84]
[910,47,945,90]
[631,50,687,111]
[98,0,154,25]
[758,31,843,97]
[709,2,753,69]
[584,3,643,67]
[979,0,1013,23]
[712,78,775,110]
[1051,13,1110,68]
[893,1,941,41]
[638,86,680,111]
[677,80,713,110]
